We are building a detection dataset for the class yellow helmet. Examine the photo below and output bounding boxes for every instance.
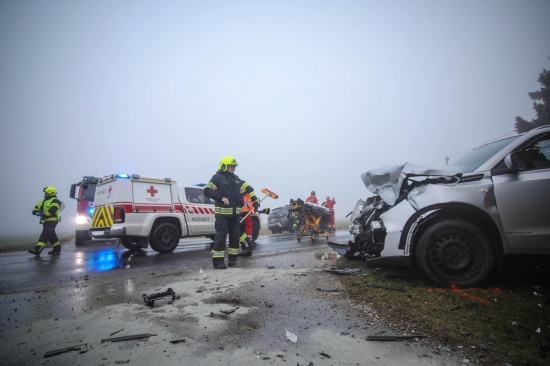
[219,156,238,172]
[43,186,57,196]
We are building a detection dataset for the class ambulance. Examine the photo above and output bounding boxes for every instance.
[90,173,216,252]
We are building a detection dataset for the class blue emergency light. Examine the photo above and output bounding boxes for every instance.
[88,206,94,216]
[116,173,130,178]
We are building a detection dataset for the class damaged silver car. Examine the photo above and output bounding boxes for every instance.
[329,125,550,287]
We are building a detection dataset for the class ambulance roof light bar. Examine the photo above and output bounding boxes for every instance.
[116,173,130,179]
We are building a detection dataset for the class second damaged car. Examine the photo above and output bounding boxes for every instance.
[330,125,550,287]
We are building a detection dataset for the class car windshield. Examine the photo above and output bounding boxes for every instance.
[446,136,519,173]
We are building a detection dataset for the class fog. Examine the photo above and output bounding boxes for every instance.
[1,0,549,239]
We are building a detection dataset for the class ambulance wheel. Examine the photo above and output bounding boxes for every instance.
[252,216,260,242]
[120,237,143,251]
[150,223,180,253]
[75,231,91,246]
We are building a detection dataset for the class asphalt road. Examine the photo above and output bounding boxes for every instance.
[0,230,349,294]
[0,230,461,365]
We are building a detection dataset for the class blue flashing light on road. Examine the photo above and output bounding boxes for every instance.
[116,173,130,178]
[87,248,123,272]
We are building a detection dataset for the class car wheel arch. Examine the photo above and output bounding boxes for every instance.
[408,203,504,273]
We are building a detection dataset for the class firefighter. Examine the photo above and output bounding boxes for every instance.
[322,196,336,231]
[306,191,318,204]
[204,156,259,269]
[28,186,62,256]
[239,192,255,256]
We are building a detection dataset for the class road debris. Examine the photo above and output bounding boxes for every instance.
[286,329,297,342]
[366,334,428,341]
[220,307,239,314]
[169,339,186,344]
[44,343,88,358]
[323,267,362,275]
[101,333,157,343]
[317,287,338,292]
[110,329,124,336]
[142,288,176,307]
[367,284,405,292]
[320,351,331,358]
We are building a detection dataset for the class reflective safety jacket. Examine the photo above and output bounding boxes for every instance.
[32,197,61,223]
[241,193,254,213]
[204,170,257,216]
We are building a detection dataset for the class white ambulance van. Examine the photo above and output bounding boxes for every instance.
[90,173,216,252]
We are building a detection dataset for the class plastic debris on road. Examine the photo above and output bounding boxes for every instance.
[286,329,297,343]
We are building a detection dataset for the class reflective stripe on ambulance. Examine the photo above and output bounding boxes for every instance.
[92,205,114,228]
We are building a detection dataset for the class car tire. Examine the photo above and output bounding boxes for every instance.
[150,223,180,253]
[252,216,260,241]
[120,237,144,251]
[75,231,91,246]
[414,219,494,287]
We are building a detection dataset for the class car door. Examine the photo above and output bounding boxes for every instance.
[182,187,215,235]
[492,134,550,252]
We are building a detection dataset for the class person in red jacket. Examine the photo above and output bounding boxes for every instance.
[306,191,318,204]
[322,196,336,232]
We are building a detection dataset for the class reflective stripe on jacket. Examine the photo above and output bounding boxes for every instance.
[204,171,258,216]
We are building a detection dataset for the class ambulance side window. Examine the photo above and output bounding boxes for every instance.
[185,187,214,204]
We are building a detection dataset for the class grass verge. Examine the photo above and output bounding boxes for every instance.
[331,258,550,366]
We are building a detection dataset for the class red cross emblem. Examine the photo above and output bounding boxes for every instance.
[108,186,112,194]
[147,186,158,197]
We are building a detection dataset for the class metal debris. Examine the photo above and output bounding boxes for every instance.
[44,343,88,358]
[143,288,176,307]
[323,268,362,275]
[366,334,427,341]
[220,307,239,314]
[101,333,157,343]
[169,339,186,344]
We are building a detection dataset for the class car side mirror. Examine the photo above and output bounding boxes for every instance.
[504,151,526,173]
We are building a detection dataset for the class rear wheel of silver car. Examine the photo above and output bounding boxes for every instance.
[150,223,180,253]
[414,219,494,287]
[120,237,143,251]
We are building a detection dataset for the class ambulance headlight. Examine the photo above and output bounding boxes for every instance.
[75,215,89,225]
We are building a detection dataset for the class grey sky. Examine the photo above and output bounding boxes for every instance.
[1,0,549,237]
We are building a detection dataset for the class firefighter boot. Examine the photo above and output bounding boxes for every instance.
[213,260,227,270]
[48,244,61,256]
[28,244,45,256]
[240,238,254,256]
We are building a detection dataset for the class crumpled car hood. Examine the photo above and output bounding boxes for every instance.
[361,162,461,206]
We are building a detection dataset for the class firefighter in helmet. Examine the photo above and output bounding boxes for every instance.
[204,156,259,269]
[28,186,63,256]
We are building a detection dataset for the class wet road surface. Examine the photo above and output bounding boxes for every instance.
[0,230,349,294]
